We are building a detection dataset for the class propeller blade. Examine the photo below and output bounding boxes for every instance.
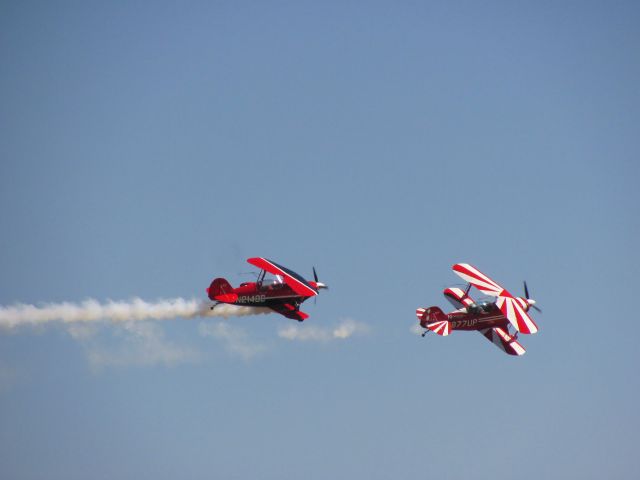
[311,266,327,291]
[523,281,542,313]
[313,267,320,301]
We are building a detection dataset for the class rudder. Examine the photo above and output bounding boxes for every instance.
[421,306,451,336]
[207,278,238,302]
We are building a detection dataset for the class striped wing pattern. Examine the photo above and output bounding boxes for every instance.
[479,327,526,356]
[452,263,512,297]
[443,287,474,309]
[453,263,538,335]
[495,296,538,334]
[427,320,450,336]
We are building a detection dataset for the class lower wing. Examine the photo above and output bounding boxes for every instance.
[479,327,526,356]
[268,302,309,321]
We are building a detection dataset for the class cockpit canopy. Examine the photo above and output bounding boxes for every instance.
[239,273,287,290]
[253,272,286,290]
[466,300,495,314]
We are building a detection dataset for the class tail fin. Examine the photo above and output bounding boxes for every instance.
[207,278,238,303]
[419,306,451,336]
[424,306,448,323]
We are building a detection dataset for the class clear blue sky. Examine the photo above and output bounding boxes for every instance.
[1,1,639,479]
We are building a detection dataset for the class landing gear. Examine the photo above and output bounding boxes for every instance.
[210,302,220,311]
[421,330,429,337]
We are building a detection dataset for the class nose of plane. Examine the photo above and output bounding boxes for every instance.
[522,297,542,313]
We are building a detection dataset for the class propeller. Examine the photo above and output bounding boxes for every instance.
[312,266,328,305]
[523,281,542,313]
[313,267,328,290]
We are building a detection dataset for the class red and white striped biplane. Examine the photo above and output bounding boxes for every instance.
[416,263,541,356]
[207,257,327,321]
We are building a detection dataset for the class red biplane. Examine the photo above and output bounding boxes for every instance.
[416,263,541,356]
[207,257,327,321]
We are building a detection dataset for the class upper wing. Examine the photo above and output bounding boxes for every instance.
[453,263,538,334]
[495,296,539,334]
[452,263,513,297]
[247,257,318,297]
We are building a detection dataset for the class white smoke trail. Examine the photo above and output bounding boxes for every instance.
[198,322,268,361]
[278,318,370,342]
[0,298,270,331]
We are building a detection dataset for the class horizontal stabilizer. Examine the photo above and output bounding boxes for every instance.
[427,320,451,336]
